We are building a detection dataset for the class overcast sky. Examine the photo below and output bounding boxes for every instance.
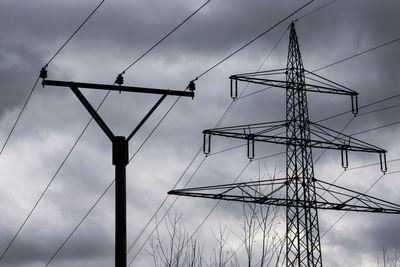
[1,0,400,266]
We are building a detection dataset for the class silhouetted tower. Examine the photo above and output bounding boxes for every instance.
[284,23,322,266]
[169,22,400,267]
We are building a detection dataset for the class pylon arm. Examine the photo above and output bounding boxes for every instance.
[203,121,386,153]
[168,178,400,214]
[230,68,357,96]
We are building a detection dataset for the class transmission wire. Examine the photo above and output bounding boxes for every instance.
[0,76,40,155]
[0,0,106,156]
[0,0,108,259]
[238,36,400,100]
[127,26,290,262]
[126,10,400,258]
[193,0,314,81]
[45,179,114,266]
[5,0,212,262]
[0,91,110,262]
[120,0,211,74]
[40,1,400,263]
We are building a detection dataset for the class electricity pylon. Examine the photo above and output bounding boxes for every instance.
[169,22,400,266]
[40,72,194,267]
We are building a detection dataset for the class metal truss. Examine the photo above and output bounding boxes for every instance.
[170,22,393,267]
[169,178,400,214]
[203,120,387,171]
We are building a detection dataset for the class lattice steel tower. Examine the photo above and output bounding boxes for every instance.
[284,22,322,266]
[169,22,400,266]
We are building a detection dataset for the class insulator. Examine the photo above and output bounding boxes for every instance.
[247,135,255,160]
[341,149,348,170]
[40,67,47,79]
[203,132,211,155]
[380,153,387,173]
[115,74,124,86]
[351,95,359,115]
[230,77,237,100]
[188,81,195,92]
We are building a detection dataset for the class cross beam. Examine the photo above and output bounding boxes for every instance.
[42,79,194,97]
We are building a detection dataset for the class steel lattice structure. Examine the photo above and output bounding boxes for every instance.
[169,22,399,266]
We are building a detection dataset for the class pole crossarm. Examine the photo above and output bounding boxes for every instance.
[203,121,386,153]
[168,178,400,214]
[42,79,194,97]
[230,68,358,96]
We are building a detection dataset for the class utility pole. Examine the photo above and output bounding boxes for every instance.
[169,22,400,266]
[40,74,195,267]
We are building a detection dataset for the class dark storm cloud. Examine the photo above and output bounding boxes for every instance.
[1,0,400,266]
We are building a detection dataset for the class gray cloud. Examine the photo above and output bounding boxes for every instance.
[0,0,399,266]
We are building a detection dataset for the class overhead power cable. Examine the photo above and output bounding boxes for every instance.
[120,0,211,75]
[294,0,338,22]
[0,77,40,155]
[313,37,400,73]
[165,160,252,267]
[350,120,400,137]
[127,26,290,261]
[320,170,400,239]
[4,0,211,261]
[0,92,110,262]
[0,0,106,157]
[238,36,400,101]
[0,1,107,261]
[45,180,114,266]
[48,62,400,266]
[45,0,106,66]
[128,6,400,259]
[162,12,400,262]
[192,0,314,81]
[41,1,399,263]
[127,2,318,255]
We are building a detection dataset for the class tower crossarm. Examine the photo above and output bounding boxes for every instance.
[168,178,400,214]
[203,121,386,154]
[230,68,358,97]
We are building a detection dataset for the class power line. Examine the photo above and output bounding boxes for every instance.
[312,37,400,73]
[294,0,338,22]
[45,0,106,66]
[38,0,400,264]
[128,148,286,265]
[319,170,400,239]
[163,29,400,263]
[193,0,314,81]
[40,4,335,260]
[165,89,400,265]
[0,77,40,155]
[49,90,400,266]
[238,37,400,101]
[0,92,110,261]
[0,0,108,258]
[128,156,208,265]
[168,160,252,267]
[45,179,114,266]
[126,22,400,262]
[4,0,210,261]
[126,26,289,261]
[0,0,106,157]
[120,0,211,75]
[350,120,400,137]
